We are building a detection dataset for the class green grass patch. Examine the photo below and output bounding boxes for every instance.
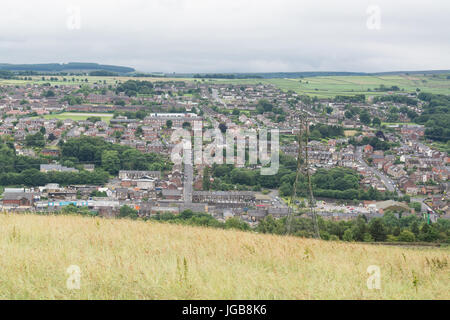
[34,112,114,123]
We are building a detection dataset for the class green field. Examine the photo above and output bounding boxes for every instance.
[204,74,450,98]
[35,112,114,123]
[2,73,449,98]
[0,75,192,86]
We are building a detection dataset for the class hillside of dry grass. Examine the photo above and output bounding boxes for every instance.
[0,213,448,299]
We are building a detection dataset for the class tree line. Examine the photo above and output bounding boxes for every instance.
[60,136,172,175]
[115,80,155,96]
[208,155,399,201]
[44,206,450,244]
[0,136,171,186]
[309,124,344,140]
[256,212,449,243]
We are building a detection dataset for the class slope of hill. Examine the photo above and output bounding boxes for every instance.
[175,70,450,79]
[0,62,135,74]
[0,214,448,299]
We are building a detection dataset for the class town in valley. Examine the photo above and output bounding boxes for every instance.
[1,69,449,242]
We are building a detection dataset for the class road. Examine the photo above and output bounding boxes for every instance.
[205,88,225,129]
[355,146,403,196]
[202,105,220,129]
[412,196,433,213]
[183,148,193,204]
[211,88,226,108]
[268,189,288,209]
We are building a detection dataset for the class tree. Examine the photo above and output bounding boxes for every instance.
[398,230,415,242]
[345,110,354,119]
[48,133,57,141]
[359,111,371,125]
[179,209,193,219]
[400,195,410,203]
[225,217,250,231]
[411,221,420,236]
[372,117,381,127]
[135,126,143,137]
[363,232,373,242]
[42,90,55,98]
[309,129,321,141]
[202,167,211,190]
[119,205,138,219]
[410,202,422,213]
[418,223,440,242]
[382,211,399,232]
[257,215,283,234]
[166,120,173,129]
[101,150,120,175]
[0,143,15,173]
[369,218,387,242]
[343,229,354,241]
[25,132,45,147]
[121,149,147,170]
[276,114,286,123]
[21,168,47,186]
[256,99,274,114]
[87,116,101,123]
[219,123,227,134]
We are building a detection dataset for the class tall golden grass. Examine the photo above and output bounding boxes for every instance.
[0,213,448,299]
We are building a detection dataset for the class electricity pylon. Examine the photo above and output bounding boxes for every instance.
[286,114,320,239]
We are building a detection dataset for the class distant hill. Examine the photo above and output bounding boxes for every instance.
[0,62,135,74]
[373,70,450,76]
[175,70,450,79]
[0,63,447,78]
[178,71,367,79]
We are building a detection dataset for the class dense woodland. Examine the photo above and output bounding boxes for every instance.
[0,137,171,186]
[415,92,450,142]
[60,136,172,174]
[208,155,402,201]
[255,212,450,243]
[309,124,344,140]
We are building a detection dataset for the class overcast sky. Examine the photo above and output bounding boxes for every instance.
[1,0,449,73]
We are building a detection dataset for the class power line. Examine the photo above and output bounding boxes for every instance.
[286,113,320,239]
[286,116,304,235]
[304,120,320,239]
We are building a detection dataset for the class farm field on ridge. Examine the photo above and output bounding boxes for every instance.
[3,74,449,99]
[207,74,450,98]
[0,76,192,86]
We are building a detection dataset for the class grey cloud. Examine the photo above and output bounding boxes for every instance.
[0,0,449,72]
